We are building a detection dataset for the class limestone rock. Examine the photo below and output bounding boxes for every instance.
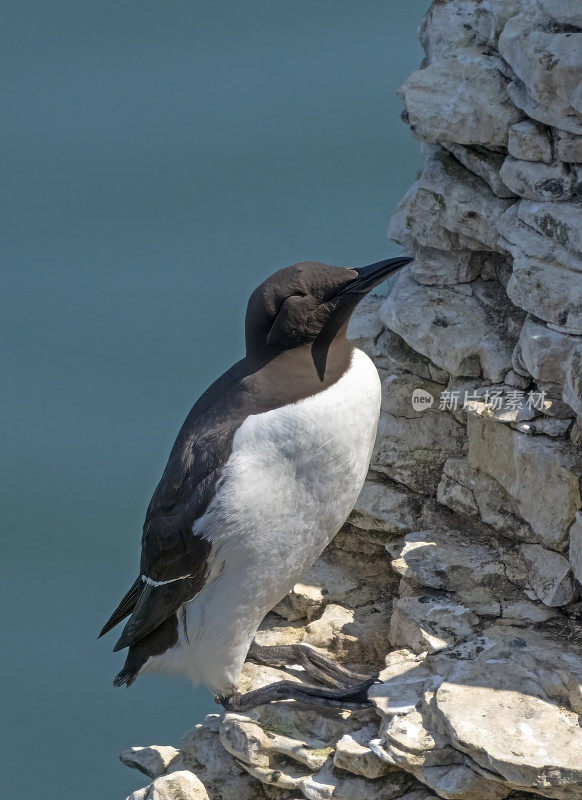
[399,52,523,147]
[409,245,482,287]
[369,649,435,718]
[563,345,582,418]
[508,120,552,163]
[500,155,576,202]
[349,478,424,537]
[514,316,580,389]
[389,595,479,654]
[126,771,210,800]
[376,707,461,770]
[333,725,392,779]
[419,0,481,60]
[519,543,577,607]
[252,614,305,651]
[272,560,359,622]
[516,199,582,260]
[503,368,530,389]
[411,762,510,800]
[467,415,582,549]
[497,202,582,333]
[556,130,582,164]
[498,200,582,274]
[569,512,582,586]
[446,624,582,717]
[386,528,519,616]
[371,370,467,494]
[370,626,582,798]
[372,326,437,380]
[506,254,582,334]
[518,416,573,438]
[507,78,582,136]
[442,142,515,198]
[179,720,236,774]
[499,16,582,118]
[347,294,384,359]
[398,789,441,800]
[219,712,332,771]
[178,719,275,800]
[469,0,523,47]
[121,746,181,780]
[461,383,537,425]
[434,661,582,797]
[437,457,536,543]
[370,669,513,799]
[514,318,582,422]
[537,0,582,28]
[303,602,391,664]
[380,272,517,382]
[240,759,412,800]
[389,148,513,253]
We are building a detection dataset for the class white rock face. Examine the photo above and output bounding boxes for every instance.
[121,747,181,780]
[380,273,518,382]
[564,345,582,418]
[434,663,582,795]
[499,17,582,118]
[389,595,479,653]
[399,52,523,147]
[556,130,582,163]
[389,147,513,253]
[126,771,210,800]
[569,511,582,586]
[519,543,577,606]
[497,200,582,334]
[467,416,581,549]
[537,0,582,27]
[121,2,582,799]
[500,155,576,201]
[515,315,580,388]
[442,142,515,198]
[508,120,552,163]
[372,370,467,494]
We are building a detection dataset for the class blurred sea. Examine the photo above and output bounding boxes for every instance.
[0,2,427,797]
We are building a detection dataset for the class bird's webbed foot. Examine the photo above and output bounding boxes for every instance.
[246,641,369,688]
[217,674,376,712]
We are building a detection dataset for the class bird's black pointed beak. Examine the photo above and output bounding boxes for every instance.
[342,255,413,294]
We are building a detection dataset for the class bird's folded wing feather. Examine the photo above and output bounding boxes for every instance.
[112,457,220,651]
[102,360,257,651]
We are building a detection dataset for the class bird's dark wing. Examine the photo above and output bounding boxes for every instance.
[103,360,256,653]
[112,503,214,651]
[99,577,142,638]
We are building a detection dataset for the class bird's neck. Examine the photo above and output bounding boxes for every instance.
[245,335,354,408]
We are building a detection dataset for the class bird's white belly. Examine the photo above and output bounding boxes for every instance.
[177,348,381,692]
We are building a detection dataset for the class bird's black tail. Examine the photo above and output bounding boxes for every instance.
[113,664,137,687]
[112,615,179,688]
[98,577,142,638]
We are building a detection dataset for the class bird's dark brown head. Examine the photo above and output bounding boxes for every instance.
[244,257,412,378]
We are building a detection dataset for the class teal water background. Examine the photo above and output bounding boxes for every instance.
[1,2,427,797]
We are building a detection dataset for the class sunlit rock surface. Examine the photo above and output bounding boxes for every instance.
[122,1,582,798]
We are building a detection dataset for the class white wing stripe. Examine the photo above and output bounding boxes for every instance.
[141,574,191,587]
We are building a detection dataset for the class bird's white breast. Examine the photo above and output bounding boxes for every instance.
[181,347,381,691]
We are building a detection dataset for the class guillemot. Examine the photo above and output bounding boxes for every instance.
[100,256,411,710]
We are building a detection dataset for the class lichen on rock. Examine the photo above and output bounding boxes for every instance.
[122,2,582,798]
